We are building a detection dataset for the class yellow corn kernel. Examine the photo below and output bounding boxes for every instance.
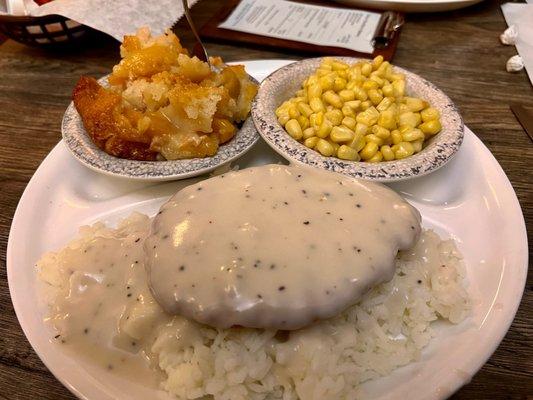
[307,84,323,99]
[306,75,319,87]
[377,61,390,74]
[275,105,288,118]
[323,91,343,108]
[392,79,406,97]
[382,84,394,98]
[297,115,309,130]
[337,69,348,80]
[319,75,335,90]
[394,141,415,159]
[304,136,319,148]
[325,109,344,126]
[342,116,357,130]
[346,80,357,91]
[412,139,423,153]
[338,89,356,102]
[317,119,333,138]
[398,112,421,128]
[360,100,372,111]
[398,103,410,114]
[348,133,366,152]
[331,60,349,71]
[285,119,303,140]
[367,151,383,163]
[381,145,395,161]
[316,68,332,77]
[378,109,396,130]
[293,96,307,103]
[366,106,380,117]
[330,126,354,143]
[348,72,362,85]
[302,127,316,139]
[419,119,442,136]
[344,100,361,110]
[356,111,378,126]
[341,105,356,118]
[369,75,385,87]
[337,145,359,161]
[372,55,384,70]
[322,57,334,65]
[391,129,402,145]
[404,97,428,112]
[309,112,324,127]
[353,87,368,101]
[401,128,424,142]
[390,73,405,81]
[288,105,300,119]
[360,141,379,160]
[316,138,335,156]
[388,102,398,113]
[361,62,372,76]
[327,138,340,152]
[278,114,290,126]
[372,125,390,139]
[354,122,369,136]
[309,97,326,113]
[365,133,384,146]
[295,89,305,97]
[376,97,394,112]
[333,77,347,91]
[421,107,440,122]
[362,80,379,91]
[398,125,411,135]
[296,102,313,117]
[367,89,383,106]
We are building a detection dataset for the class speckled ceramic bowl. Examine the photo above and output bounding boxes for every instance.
[62,76,260,181]
[251,58,464,182]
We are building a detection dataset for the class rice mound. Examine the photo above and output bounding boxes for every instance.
[38,215,469,400]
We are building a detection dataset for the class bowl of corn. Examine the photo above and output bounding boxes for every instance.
[251,56,464,181]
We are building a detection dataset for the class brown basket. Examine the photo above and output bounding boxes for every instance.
[0,13,92,48]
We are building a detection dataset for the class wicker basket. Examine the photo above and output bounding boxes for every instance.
[0,13,92,48]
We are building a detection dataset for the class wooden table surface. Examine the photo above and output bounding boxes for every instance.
[0,0,531,398]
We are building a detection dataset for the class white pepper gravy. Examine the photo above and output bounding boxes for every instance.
[145,164,421,330]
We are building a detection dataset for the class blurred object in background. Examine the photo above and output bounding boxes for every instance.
[201,0,403,61]
[501,2,533,86]
[0,0,91,48]
[330,0,485,12]
[0,0,200,49]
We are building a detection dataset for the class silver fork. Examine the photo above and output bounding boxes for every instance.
[181,0,212,68]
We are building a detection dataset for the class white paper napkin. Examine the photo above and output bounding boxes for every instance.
[2,0,200,42]
[501,2,533,86]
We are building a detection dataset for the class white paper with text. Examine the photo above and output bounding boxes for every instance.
[219,0,380,54]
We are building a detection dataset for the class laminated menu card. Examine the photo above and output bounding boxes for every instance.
[199,0,404,60]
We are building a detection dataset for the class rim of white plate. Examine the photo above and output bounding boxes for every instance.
[6,60,529,400]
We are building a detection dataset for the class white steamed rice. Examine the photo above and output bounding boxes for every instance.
[38,214,470,400]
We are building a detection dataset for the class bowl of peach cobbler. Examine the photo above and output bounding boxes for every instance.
[62,28,259,180]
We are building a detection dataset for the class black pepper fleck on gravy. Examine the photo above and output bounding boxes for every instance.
[145,164,421,331]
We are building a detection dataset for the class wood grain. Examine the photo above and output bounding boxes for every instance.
[0,0,531,399]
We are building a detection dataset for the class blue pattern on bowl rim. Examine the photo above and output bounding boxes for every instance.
[251,57,464,182]
[62,75,260,181]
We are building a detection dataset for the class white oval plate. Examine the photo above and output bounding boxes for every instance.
[331,0,484,12]
[7,60,528,400]
[62,73,260,181]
